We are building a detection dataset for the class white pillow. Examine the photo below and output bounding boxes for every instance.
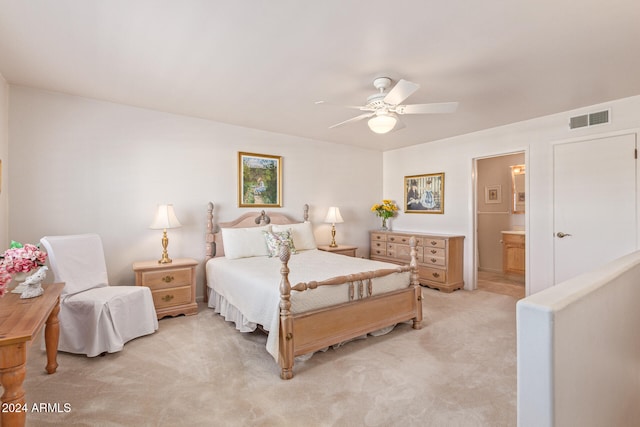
[221,225,271,259]
[272,222,317,251]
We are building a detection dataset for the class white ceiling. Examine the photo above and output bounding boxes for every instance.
[1,1,639,151]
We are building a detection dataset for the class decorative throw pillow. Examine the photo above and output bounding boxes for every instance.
[272,222,317,251]
[263,230,297,257]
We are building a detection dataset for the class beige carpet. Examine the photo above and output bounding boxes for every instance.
[22,288,517,426]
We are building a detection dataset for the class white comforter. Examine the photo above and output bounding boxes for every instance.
[206,249,410,361]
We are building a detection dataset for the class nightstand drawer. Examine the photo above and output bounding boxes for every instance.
[141,267,192,290]
[151,286,192,309]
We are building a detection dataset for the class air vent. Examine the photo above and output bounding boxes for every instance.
[569,109,610,130]
[589,110,609,126]
[570,115,588,129]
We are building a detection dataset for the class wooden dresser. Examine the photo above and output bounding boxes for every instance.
[133,258,198,319]
[370,231,465,293]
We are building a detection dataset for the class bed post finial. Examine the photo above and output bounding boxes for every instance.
[255,210,271,225]
[204,202,216,303]
[278,243,294,380]
[206,202,216,258]
[303,204,309,222]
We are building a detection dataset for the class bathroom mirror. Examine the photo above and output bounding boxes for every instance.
[510,164,525,214]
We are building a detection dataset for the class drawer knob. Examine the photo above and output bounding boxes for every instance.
[162,275,174,283]
[430,249,437,254]
[430,241,437,246]
[430,258,437,263]
[161,294,174,302]
[432,272,440,278]
[390,237,395,241]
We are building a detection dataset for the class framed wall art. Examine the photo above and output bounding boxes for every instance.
[238,152,282,208]
[484,185,502,204]
[404,172,445,214]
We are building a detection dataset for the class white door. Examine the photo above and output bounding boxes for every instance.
[553,133,637,284]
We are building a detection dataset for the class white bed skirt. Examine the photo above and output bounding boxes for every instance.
[208,287,260,333]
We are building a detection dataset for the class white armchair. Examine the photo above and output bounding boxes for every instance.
[40,234,158,357]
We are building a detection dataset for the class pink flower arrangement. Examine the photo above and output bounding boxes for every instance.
[0,241,47,298]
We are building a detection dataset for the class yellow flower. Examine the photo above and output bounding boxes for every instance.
[371,200,398,219]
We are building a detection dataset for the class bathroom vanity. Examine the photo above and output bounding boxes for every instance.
[502,231,525,275]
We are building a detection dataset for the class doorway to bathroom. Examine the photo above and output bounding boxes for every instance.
[475,152,526,299]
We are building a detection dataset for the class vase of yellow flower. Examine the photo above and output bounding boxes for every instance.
[371,200,398,231]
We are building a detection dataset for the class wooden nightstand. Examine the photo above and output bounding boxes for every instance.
[317,245,357,257]
[133,258,198,319]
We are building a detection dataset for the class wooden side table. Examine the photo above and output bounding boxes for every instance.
[133,258,198,319]
[317,244,358,257]
[0,282,64,427]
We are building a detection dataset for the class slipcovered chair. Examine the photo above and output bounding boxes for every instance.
[40,234,159,357]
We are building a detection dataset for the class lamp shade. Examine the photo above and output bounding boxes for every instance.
[324,207,344,224]
[150,204,182,230]
[368,113,397,134]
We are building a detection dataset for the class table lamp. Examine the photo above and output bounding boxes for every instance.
[324,207,344,248]
[150,204,182,264]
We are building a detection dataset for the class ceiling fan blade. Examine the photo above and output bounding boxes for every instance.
[383,79,419,105]
[396,102,459,115]
[328,112,375,129]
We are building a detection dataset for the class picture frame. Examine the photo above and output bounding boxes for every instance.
[238,152,282,207]
[485,185,502,204]
[404,172,445,214]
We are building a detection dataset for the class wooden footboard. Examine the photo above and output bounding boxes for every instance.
[277,237,422,380]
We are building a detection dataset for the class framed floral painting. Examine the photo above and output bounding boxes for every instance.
[404,172,445,214]
[238,152,282,207]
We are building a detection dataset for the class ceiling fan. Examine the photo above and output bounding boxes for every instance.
[317,77,458,134]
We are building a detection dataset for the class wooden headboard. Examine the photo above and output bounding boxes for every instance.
[205,202,309,261]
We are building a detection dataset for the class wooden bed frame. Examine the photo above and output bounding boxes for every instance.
[204,202,423,379]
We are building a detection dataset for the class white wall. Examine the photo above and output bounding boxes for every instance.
[0,74,7,247]
[517,250,640,426]
[8,86,384,298]
[384,95,640,295]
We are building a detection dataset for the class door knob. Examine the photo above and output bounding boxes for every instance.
[556,232,572,238]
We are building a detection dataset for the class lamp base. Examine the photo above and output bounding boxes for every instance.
[329,225,338,247]
[158,255,172,264]
[158,229,173,264]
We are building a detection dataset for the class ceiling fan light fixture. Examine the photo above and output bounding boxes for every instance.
[368,113,397,134]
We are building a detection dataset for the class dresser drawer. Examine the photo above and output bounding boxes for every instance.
[387,243,423,261]
[423,247,445,258]
[151,285,192,309]
[371,240,387,251]
[141,267,192,290]
[423,255,446,267]
[371,233,387,242]
[386,234,424,246]
[371,247,387,257]
[418,266,447,284]
[424,238,446,249]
